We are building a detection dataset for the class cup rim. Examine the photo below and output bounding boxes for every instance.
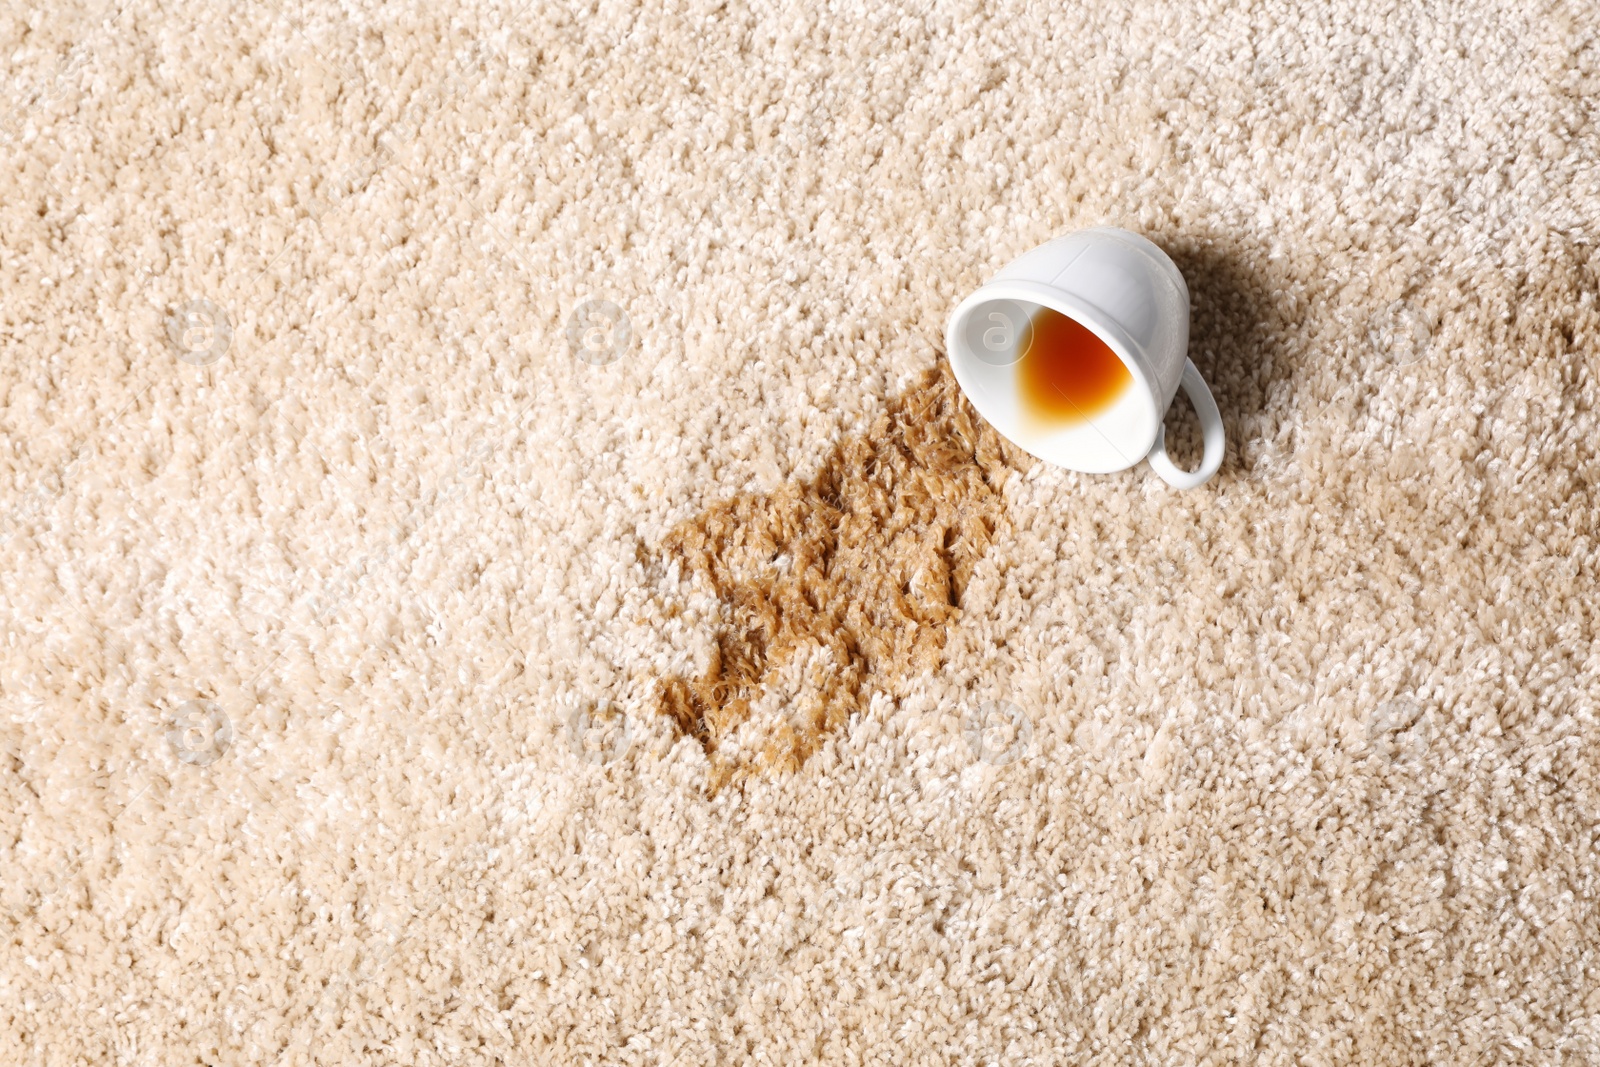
[945,279,1162,472]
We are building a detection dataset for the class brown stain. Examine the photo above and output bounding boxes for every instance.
[653,363,1028,789]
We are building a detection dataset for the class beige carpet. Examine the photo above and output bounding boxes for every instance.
[4,0,1600,1062]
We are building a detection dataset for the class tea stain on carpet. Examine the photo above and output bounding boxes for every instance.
[653,364,1028,787]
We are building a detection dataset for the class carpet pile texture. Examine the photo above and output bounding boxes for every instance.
[3,0,1599,1063]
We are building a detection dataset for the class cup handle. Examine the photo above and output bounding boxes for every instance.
[1145,358,1225,490]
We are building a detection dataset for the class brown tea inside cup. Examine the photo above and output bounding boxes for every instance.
[1017,305,1132,427]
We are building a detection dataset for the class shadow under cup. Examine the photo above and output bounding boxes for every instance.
[951,295,1161,475]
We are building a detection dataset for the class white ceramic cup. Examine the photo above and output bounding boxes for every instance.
[945,227,1225,489]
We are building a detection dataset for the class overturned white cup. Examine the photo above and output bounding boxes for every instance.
[945,227,1224,489]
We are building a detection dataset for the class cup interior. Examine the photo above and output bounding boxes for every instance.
[948,291,1160,475]
[958,297,1039,368]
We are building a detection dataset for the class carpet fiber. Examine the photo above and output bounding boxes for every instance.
[4,0,1600,1063]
